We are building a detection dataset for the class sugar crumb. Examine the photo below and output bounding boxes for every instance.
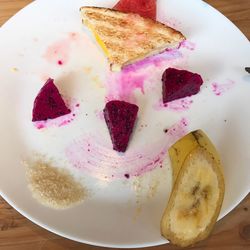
[25,161,86,209]
[83,66,92,74]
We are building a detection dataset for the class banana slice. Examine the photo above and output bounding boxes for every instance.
[161,130,225,247]
[169,132,199,184]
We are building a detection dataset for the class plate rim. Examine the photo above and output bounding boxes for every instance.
[0,0,249,248]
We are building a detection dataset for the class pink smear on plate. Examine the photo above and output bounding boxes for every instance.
[123,49,183,72]
[180,40,196,51]
[211,79,235,96]
[154,97,193,112]
[34,100,80,129]
[43,32,82,66]
[44,39,70,66]
[162,17,182,29]
[105,49,183,103]
[65,118,188,180]
[95,110,105,120]
[105,72,146,103]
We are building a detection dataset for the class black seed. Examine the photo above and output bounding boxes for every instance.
[124,174,130,179]
[192,184,200,195]
[245,67,250,73]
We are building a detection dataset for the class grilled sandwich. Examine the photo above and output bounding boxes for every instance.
[80,7,185,71]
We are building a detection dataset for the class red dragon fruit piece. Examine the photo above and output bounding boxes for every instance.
[103,100,139,152]
[113,0,157,20]
[162,68,203,104]
[32,78,71,121]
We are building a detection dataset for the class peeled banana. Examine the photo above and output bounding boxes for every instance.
[161,130,225,247]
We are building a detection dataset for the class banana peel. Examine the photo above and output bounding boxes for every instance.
[161,130,225,247]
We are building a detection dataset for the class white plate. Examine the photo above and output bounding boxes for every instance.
[0,0,250,248]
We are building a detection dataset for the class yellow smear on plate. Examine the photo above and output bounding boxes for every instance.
[83,66,92,74]
[25,161,86,209]
[11,67,18,72]
[91,75,104,88]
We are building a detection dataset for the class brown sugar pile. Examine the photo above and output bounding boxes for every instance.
[25,161,86,209]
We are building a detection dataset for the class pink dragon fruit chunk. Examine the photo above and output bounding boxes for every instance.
[162,68,203,103]
[103,100,139,152]
[32,78,71,121]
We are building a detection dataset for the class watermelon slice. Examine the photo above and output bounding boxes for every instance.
[103,100,139,152]
[162,68,203,104]
[113,0,157,20]
[32,78,71,121]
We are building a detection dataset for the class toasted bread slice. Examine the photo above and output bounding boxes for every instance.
[80,7,185,71]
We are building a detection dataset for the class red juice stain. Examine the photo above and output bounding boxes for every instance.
[180,40,196,51]
[57,60,63,65]
[44,39,71,66]
[106,72,146,103]
[154,97,193,112]
[65,118,189,180]
[105,50,183,103]
[212,83,220,96]
[211,80,235,96]
[43,32,81,67]
[36,123,45,129]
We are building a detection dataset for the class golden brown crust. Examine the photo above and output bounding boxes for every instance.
[80,6,185,71]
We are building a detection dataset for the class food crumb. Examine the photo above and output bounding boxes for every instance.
[11,67,18,72]
[92,76,103,88]
[25,161,86,209]
[83,66,92,74]
[124,174,130,179]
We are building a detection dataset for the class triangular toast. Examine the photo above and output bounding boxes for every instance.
[80,7,185,71]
